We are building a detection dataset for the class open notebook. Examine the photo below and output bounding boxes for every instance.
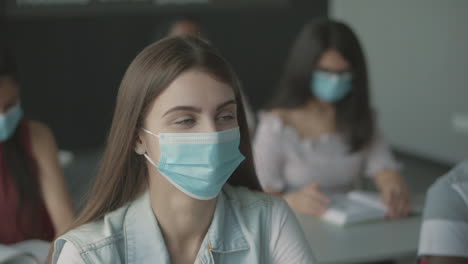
[0,240,50,264]
[321,191,420,226]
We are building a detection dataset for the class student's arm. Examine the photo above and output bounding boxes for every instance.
[426,256,468,264]
[364,129,409,218]
[253,112,286,192]
[266,185,330,217]
[418,165,468,261]
[281,183,330,217]
[30,121,75,235]
[269,197,316,264]
[374,170,410,219]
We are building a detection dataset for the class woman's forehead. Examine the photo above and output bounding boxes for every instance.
[150,71,235,113]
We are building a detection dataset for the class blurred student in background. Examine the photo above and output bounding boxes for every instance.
[166,17,203,37]
[52,36,314,264]
[254,18,409,219]
[149,16,257,136]
[149,16,204,41]
[0,54,74,244]
[418,160,468,264]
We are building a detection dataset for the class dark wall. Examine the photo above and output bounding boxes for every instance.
[4,2,327,150]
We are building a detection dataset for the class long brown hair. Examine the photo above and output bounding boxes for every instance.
[71,36,261,228]
[1,53,43,238]
[268,18,374,152]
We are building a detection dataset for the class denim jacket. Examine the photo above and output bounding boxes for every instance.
[52,185,314,264]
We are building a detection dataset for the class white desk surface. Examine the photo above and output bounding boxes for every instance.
[297,214,422,264]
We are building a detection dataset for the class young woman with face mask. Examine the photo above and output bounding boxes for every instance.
[0,54,74,244]
[254,19,410,219]
[51,36,314,264]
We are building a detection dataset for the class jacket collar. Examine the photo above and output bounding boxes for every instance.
[124,187,249,263]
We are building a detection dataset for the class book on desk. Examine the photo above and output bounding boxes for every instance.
[322,191,422,226]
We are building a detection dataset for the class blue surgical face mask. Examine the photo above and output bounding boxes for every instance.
[311,71,352,103]
[141,127,245,200]
[0,103,23,143]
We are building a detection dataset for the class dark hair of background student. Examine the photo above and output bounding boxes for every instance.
[0,53,42,237]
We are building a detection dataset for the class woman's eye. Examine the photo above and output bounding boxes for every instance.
[174,118,195,126]
[217,114,235,122]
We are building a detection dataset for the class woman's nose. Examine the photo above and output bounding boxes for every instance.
[200,117,218,133]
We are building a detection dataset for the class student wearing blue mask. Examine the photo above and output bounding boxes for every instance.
[51,36,314,264]
[0,54,74,243]
[254,18,410,219]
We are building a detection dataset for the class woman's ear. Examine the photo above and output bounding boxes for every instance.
[134,131,146,155]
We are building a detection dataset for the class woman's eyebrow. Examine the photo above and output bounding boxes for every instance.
[162,106,202,117]
[162,99,236,117]
[216,99,236,111]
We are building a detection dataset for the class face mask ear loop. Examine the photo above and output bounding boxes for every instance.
[143,153,158,168]
[141,127,160,167]
[141,128,160,138]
